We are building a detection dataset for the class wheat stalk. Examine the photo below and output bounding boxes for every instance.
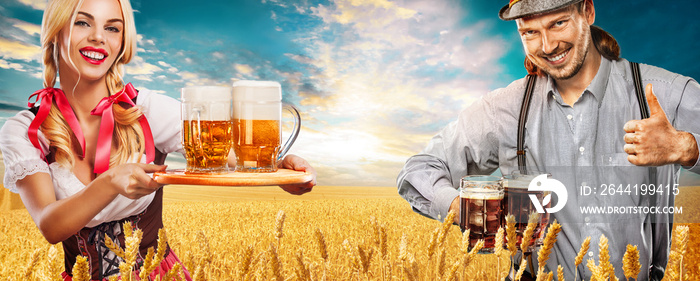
[274,209,286,245]
[123,221,133,238]
[495,227,505,279]
[460,228,471,255]
[47,244,63,281]
[538,220,561,270]
[357,243,374,274]
[104,234,126,261]
[238,244,254,279]
[573,236,591,281]
[495,227,505,257]
[269,242,283,281]
[154,228,168,264]
[378,223,388,260]
[196,230,212,264]
[436,246,446,278]
[535,265,546,281]
[665,225,689,280]
[295,249,310,281]
[515,258,528,281]
[403,252,419,281]
[72,255,90,281]
[558,264,565,281]
[464,239,483,266]
[444,260,461,281]
[22,246,42,279]
[427,227,439,259]
[622,244,640,280]
[586,258,605,281]
[162,262,181,281]
[139,247,155,280]
[598,234,618,280]
[506,214,518,257]
[438,211,456,248]
[521,212,540,253]
[314,228,328,261]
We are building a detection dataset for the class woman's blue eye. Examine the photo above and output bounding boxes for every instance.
[75,20,89,27]
[106,26,120,33]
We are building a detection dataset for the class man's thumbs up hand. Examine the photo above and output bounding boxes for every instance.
[623,84,698,166]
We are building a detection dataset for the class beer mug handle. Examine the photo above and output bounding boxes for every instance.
[279,103,301,160]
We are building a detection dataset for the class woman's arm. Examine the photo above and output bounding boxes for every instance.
[16,163,165,244]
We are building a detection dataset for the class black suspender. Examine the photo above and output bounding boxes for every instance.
[517,74,537,173]
[516,62,651,171]
[630,62,650,119]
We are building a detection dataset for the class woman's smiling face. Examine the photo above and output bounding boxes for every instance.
[58,0,124,83]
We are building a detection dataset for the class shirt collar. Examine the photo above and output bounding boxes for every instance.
[545,55,612,105]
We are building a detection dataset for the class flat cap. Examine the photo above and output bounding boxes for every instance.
[499,0,584,21]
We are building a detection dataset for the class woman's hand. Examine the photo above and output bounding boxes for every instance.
[277,154,316,195]
[101,163,167,199]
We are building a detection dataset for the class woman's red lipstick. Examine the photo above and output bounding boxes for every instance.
[79,46,108,65]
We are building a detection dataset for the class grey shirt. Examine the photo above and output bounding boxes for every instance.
[397,57,700,280]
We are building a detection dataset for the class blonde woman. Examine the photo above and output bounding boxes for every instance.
[0,0,316,280]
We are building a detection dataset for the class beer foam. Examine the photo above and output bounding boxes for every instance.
[232,80,282,120]
[182,86,232,101]
[181,86,232,121]
[503,179,530,189]
[233,80,281,102]
[461,188,504,200]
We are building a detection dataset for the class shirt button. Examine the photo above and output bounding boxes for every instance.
[588,251,594,257]
[579,147,585,153]
[585,217,590,222]
[567,114,573,120]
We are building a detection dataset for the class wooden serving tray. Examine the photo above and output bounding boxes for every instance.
[153,169,313,186]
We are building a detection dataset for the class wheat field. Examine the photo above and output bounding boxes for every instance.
[1,184,699,280]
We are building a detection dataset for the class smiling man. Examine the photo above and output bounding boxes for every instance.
[397,0,700,280]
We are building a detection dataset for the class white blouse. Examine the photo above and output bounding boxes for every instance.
[0,89,183,227]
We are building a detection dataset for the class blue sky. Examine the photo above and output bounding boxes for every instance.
[1,0,700,186]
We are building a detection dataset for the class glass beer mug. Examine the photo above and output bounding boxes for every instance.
[181,86,234,173]
[459,175,504,253]
[232,80,301,172]
[502,170,552,253]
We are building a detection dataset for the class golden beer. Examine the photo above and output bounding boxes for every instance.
[183,120,233,173]
[232,119,280,172]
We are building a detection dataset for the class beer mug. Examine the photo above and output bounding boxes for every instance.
[232,80,301,172]
[502,170,552,253]
[459,175,504,253]
[181,86,233,173]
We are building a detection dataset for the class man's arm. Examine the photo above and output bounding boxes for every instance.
[397,96,501,223]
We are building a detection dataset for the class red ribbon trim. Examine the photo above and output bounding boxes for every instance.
[27,88,86,160]
[90,83,155,174]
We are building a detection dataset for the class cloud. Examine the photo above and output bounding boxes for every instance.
[0,37,41,62]
[270,0,511,185]
[234,64,254,75]
[125,56,163,76]
[13,21,41,37]
[0,59,26,72]
[17,0,46,10]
